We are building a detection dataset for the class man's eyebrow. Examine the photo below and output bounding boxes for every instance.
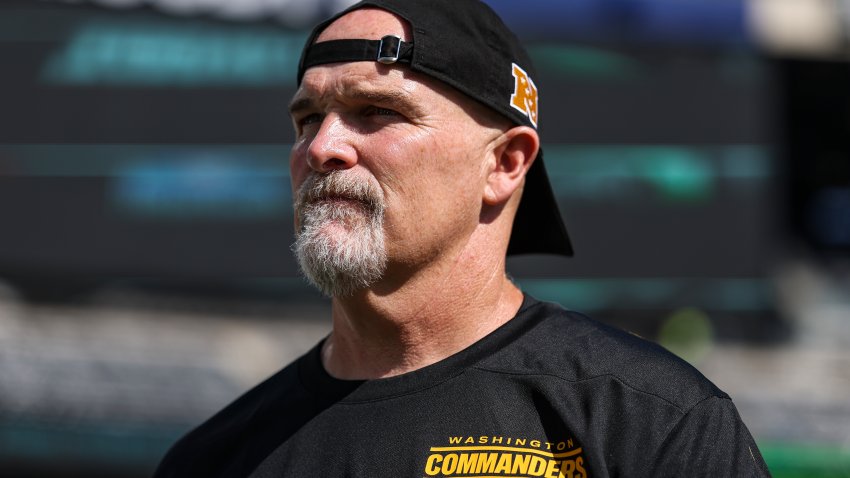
[288,87,423,117]
[347,88,419,112]
[288,97,314,117]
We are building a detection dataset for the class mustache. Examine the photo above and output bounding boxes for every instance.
[295,171,384,213]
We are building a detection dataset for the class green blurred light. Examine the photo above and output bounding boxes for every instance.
[515,278,772,312]
[543,145,770,202]
[41,21,307,86]
[721,145,772,179]
[657,307,714,364]
[0,144,292,176]
[760,442,850,478]
[529,44,639,79]
[647,148,713,201]
[519,278,614,312]
[699,278,773,312]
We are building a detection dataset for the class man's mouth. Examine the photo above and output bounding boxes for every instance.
[295,172,384,221]
[310,194,367,208]
[314,194,358,203]
[307,191,377,212]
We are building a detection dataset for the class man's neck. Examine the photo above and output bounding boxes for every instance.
[320,250,524,380]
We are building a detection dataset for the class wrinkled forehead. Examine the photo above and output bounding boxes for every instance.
[293,58,496,132]
[291,65,427,118]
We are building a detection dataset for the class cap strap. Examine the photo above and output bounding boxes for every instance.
[302,36,414,71]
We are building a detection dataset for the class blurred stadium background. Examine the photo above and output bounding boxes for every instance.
[1,0,850,476]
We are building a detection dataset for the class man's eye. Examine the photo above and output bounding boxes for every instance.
[364,106,398,117]
[299,113,322,127]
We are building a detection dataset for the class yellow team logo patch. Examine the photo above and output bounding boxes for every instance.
[510,63,539,128]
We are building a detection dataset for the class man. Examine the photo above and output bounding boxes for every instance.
[155,0,771,476]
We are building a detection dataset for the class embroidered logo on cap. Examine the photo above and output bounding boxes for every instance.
[510,63,538,128]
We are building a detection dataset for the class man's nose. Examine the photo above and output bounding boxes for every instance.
[306,115,358,173]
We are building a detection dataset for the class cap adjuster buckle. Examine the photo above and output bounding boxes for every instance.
[377,35,402,64]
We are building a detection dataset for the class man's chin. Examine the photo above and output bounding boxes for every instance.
[294,233,388,298]
[298,260,382,299]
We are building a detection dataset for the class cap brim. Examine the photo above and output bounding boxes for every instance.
[507,149,574,256]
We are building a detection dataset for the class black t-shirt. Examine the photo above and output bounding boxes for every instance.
[154,295,771,477]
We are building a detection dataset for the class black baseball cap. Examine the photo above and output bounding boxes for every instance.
[296,0,573,256]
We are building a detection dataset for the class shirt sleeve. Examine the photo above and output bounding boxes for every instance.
[648,396,772,477]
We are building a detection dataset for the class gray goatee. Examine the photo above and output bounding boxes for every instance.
[292,171,387,297]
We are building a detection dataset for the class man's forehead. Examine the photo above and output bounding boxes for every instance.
[289,65,429,118]
[315,7,412,44]
[301,62,413,90]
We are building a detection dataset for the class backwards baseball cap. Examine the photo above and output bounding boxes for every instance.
[296,0,573,256]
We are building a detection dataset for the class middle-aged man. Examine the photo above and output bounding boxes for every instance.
[155,0,771,476]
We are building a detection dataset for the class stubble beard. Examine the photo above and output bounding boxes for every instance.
[292,171,388,298]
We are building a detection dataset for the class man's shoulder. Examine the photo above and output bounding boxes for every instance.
[478,296,727,412]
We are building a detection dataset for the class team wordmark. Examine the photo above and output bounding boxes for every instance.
[423,436,587,478]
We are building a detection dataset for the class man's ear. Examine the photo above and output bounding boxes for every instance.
[483,126,540,206]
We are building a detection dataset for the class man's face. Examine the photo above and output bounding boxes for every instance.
[289,8,501,296]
